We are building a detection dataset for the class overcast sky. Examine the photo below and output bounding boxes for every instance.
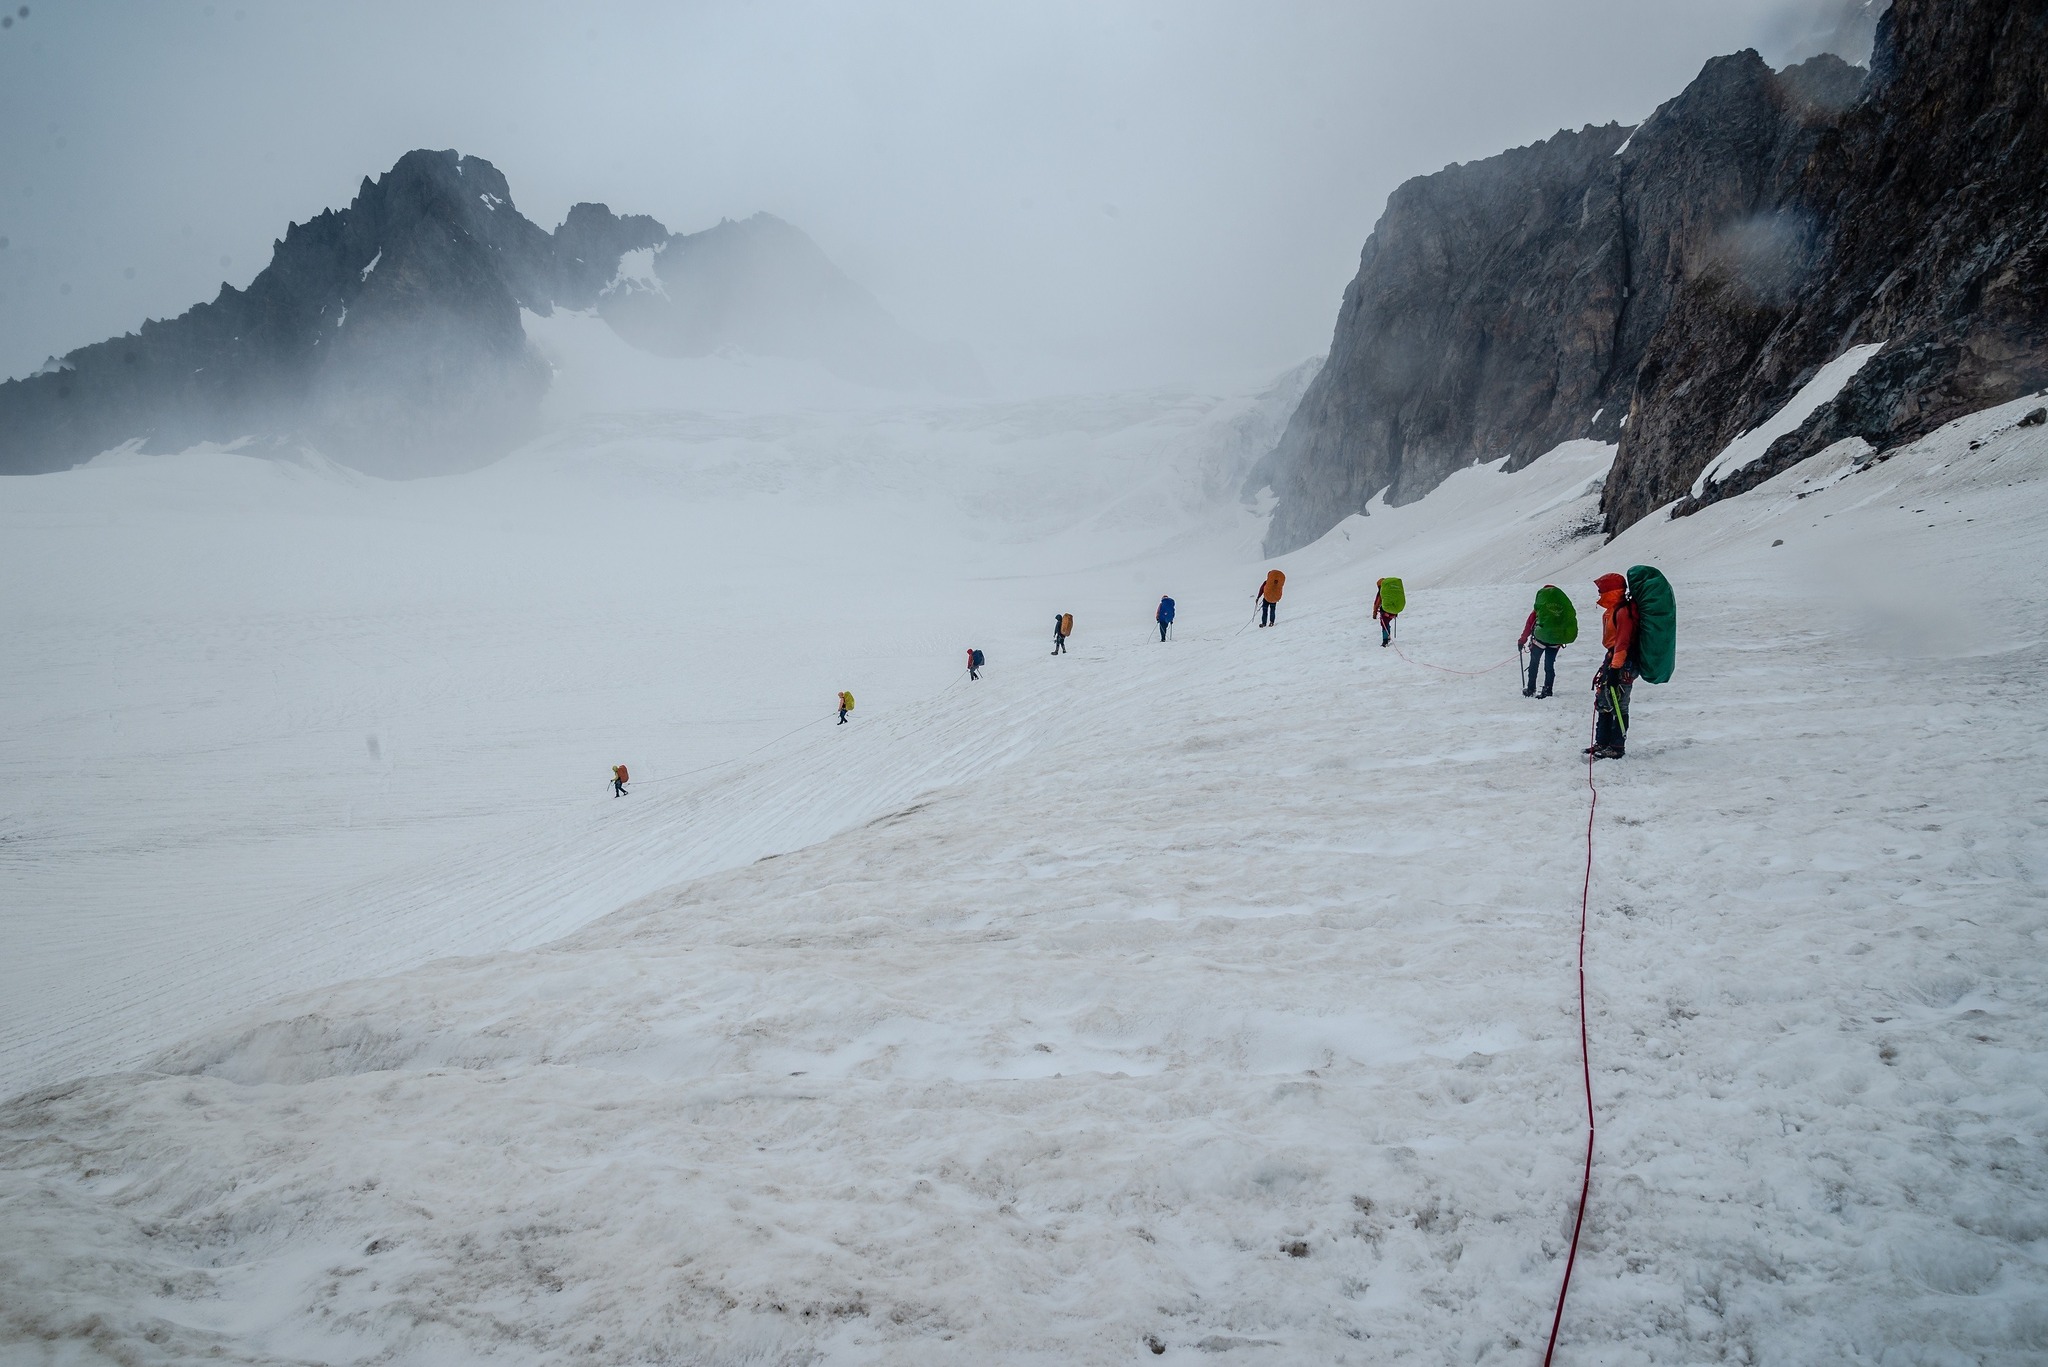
[0,1,1876,391]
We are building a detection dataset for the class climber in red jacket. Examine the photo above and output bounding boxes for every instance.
[1587,573,1638,759]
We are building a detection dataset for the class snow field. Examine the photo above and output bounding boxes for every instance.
[2,383,2045,1363]
[0,362,1298,1100]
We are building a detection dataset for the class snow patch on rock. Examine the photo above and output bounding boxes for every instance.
[1691,341,1885,496]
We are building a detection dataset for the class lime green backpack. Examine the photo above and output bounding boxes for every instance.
[1533,585,1578,646]
[1376,577,1406,615]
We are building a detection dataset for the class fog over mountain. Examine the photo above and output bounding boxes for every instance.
[0,150,980,477]
[0,0,1885,396]
[10,4,2048,1363]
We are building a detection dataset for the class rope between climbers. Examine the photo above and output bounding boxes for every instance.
[1542,712,1602,1364]
[1390,641,1519,676]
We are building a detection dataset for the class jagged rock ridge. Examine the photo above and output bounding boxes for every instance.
[0,151,973,478]
[1611,0,2048,527]
[1251,50,1863,553]
[1257,0,2046,551]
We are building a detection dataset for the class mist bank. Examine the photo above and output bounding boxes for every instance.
[1254,0,2048,552]
[0,151,980,479]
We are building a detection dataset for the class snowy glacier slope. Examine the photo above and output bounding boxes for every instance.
[0,348,1299,1099]
[2,376,2045,1364]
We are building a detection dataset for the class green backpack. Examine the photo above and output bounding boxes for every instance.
[1376,577,1406,615]
[1626,566,1677,684]
[1533,585,1578,646]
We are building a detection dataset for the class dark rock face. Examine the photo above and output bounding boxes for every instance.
[0,151,594,477]
[1612,0,2048,528]
[0,151,963,478]
[1248,122,1632,552]
[1263,0,2046,551]
[1254,50,1860,554]
[547,202,671,313]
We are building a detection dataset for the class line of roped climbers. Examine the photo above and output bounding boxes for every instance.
[607,565,1674,791]
[597,564,1673,1366]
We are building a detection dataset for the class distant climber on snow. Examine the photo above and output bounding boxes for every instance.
[1373,576,1404,646]
[967,648,984,681]
[1156,595,1176,642]
[611,763,629,798]
[1052,612,1072,655]
[1519,584,1578,698]
[1255,570,1285,627]
[1586,566,1675,760]
[837,690,856,725]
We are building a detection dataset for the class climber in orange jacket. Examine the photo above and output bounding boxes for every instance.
[1254,569,1286,628]
[1588,573,1638,759]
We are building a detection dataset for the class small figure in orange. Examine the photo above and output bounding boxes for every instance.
[1255,569,1286,627]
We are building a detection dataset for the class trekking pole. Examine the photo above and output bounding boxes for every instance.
[1518,644,1526,688]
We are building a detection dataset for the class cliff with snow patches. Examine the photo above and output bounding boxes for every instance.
[1254,0,2048,551]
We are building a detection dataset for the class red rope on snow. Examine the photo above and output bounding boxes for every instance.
[1389,641,1519,676]
[1542,712,1601,1365]
[1377,614,1602,1357]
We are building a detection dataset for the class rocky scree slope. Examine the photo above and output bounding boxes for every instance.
[1256,0,2047,551]
[0,151,969,478]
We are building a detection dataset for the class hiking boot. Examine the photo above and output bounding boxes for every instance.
[1522,686,1535,697]
[1535,689,1552,699]
[1586,744,1624,760]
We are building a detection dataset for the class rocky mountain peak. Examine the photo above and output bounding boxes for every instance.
[0,150,970,478]
[1249,44,1864,554]
[1256,0,2043,553]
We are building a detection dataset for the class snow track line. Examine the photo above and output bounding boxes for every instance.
[1543,715,1601,1365]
